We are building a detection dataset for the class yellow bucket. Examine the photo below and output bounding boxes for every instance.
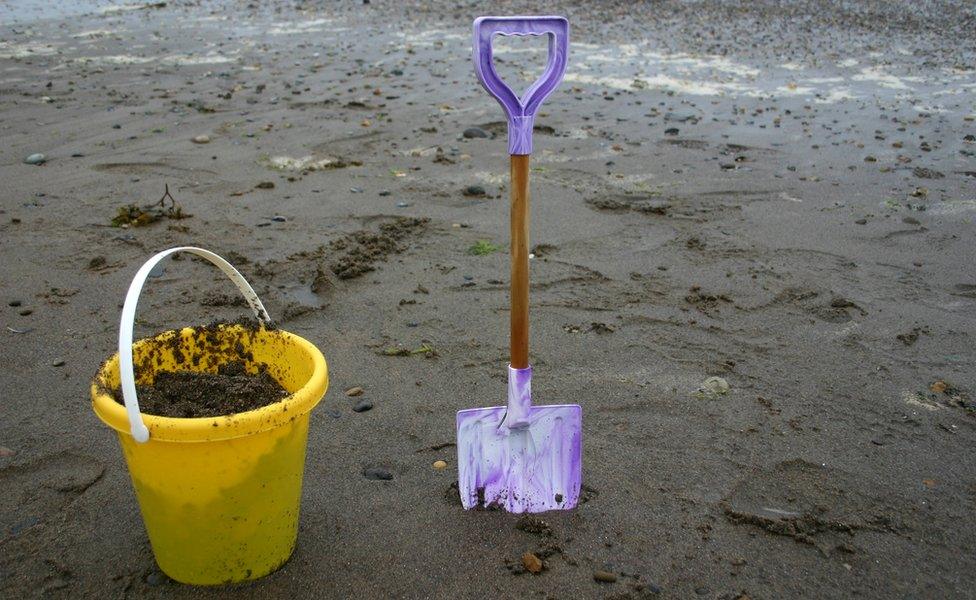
[90,247,328,585]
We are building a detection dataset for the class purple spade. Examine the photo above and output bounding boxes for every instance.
[456,16,582,513]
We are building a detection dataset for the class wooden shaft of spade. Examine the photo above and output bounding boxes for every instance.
[510,154,530,369]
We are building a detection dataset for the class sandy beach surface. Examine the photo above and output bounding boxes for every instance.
[1,0,975,597]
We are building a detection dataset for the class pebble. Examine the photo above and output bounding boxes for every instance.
[700,376,730,395]
[463,185,486,196]
[432,460,447,470]
[18,309,32,316]
[396,201,410,208]
[255,181,275,189]
[353,399,373,413]
[378,190,391,196]
[8,300,21,307]
[24,153,46,165]
[146,570,170,586]
[363,467,393,481]
[51,359,65,367]
[665,111,697,123]
[930,380,947,393]
[0,446,14,457]
[271,215,287,222]
[192,134,210,144]
[327,409,341,419]
[913,166,944,179]
[522,552,544,574]
[463,127,488,139]
[345,386,364,397]
[593,570,617,583]
[664,127,679,136]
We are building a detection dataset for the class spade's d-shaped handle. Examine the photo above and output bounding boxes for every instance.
[473,16,569,155]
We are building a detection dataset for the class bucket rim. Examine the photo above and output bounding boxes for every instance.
[90,324,328,442]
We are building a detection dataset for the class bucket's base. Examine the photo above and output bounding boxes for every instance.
[160,543,295,586]
[123,415,311,585]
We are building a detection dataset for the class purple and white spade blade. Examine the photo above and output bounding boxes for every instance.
[456,366,582,513]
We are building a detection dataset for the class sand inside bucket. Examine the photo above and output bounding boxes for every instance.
[112,360,288,418]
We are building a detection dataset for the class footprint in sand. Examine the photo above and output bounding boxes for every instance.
[721,459,906,551]
[0,452,104,540]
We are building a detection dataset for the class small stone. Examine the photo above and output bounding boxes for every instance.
[8,300,22,307]
[863,155,877,162]
[664,111,697,123]
[463,127,488,139]
[363,467,393,481]
[664,127,679,136]
[930,380,947,393]
[396,201,410,208]
[327,409,341,419]
[345,386,364,397]
[378,190,391,196]
[522,552,544,574]
[593,570,617,583]
[433,460,447,470]
[854,218,867,225]
[0,446,14,457]
[146,570,170,586]
[271,215,287,222]
[255,181,275,189]
[24,153,46,165]
[700,376,730,395]
[353,399,373,413]
[913,166,944,179]
[589,322,616,334]
[18,309,32,316]
[51,359,65,367]
[463,185,486,197]
[192,134,210,144]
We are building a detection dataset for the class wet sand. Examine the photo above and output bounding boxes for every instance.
[1,1,975,598]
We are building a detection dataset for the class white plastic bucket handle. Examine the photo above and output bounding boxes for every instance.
[119,247,271,443]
